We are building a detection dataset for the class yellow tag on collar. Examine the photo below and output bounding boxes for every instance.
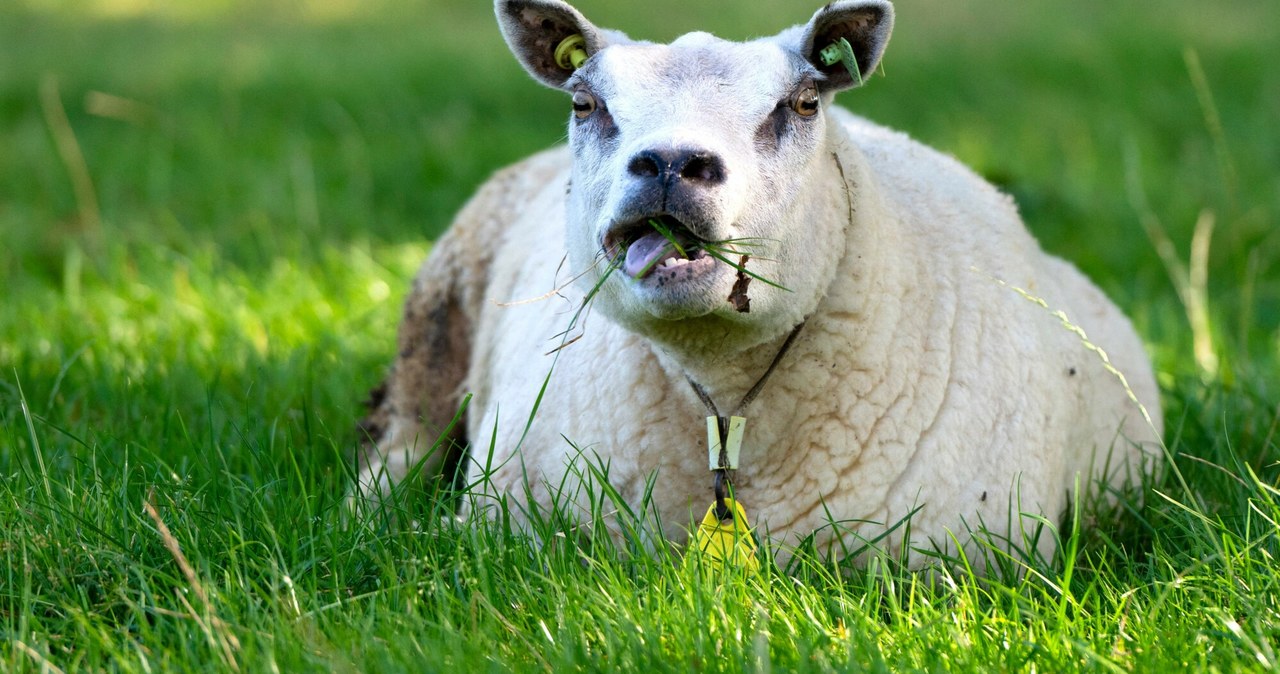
[691,498,759,575]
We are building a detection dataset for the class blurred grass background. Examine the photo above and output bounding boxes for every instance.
[5,0,1274,441]
[1,0,1278,670]
[4,0,1276,345]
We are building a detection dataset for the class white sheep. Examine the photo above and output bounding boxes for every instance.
[355,0,1163,569]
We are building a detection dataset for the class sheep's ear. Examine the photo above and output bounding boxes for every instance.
[496,0,612,90]
[798,0,894,92]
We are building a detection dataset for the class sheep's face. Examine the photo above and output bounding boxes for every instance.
[498,0,893,344]
[565,39,826,323]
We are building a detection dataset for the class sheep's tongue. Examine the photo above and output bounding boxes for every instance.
[623,231,677,278]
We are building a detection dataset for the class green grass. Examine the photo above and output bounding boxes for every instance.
[2,0,1278,670]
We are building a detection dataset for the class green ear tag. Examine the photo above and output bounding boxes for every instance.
[818,37,863,86]
[554,34,588,71]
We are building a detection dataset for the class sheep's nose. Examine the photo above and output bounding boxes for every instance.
[627,148,726,186]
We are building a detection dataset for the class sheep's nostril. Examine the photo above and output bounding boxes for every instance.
[680,153,725,184]
[627,148,725,186]
[627,152,663,179]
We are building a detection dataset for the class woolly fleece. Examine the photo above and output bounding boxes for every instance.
[355,0,1163,569]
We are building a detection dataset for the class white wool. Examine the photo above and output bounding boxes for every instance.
[355,0,1163,569]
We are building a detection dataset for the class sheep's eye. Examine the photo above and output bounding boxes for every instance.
[572,89,597,119]
[792,85,820,117]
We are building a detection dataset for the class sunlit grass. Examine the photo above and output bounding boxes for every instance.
[2,240,424,408]
[15,0,412,23]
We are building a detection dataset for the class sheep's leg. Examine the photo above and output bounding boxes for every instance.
[353,270,473,507]
[349,153,566,512]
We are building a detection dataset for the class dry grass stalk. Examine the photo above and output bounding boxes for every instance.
[143,489,242,671]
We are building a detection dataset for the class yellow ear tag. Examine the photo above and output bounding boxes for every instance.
[554,34,588,71]
[692,498,759,575]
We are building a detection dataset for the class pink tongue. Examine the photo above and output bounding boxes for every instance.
[623,231,676,277]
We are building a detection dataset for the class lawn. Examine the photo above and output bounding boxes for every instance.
[2,0,1278,670]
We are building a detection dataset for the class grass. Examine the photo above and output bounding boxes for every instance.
[2,0,1278,670]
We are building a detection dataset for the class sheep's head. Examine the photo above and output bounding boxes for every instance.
[497,0,893,350]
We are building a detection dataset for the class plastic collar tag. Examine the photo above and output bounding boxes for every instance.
[707,415,745,470]
[692,498,759,575]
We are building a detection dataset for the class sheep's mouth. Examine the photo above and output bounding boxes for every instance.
[605,216,713,279]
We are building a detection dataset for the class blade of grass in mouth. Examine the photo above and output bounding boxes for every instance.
[648,218,691,259]
[648,218,791,291]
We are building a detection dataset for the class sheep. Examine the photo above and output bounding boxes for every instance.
[353,0,1163,569]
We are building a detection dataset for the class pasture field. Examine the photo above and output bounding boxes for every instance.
[2,0,1278,670]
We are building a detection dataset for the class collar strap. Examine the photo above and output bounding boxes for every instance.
[685,320,807,520]
[685,320,807,419]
